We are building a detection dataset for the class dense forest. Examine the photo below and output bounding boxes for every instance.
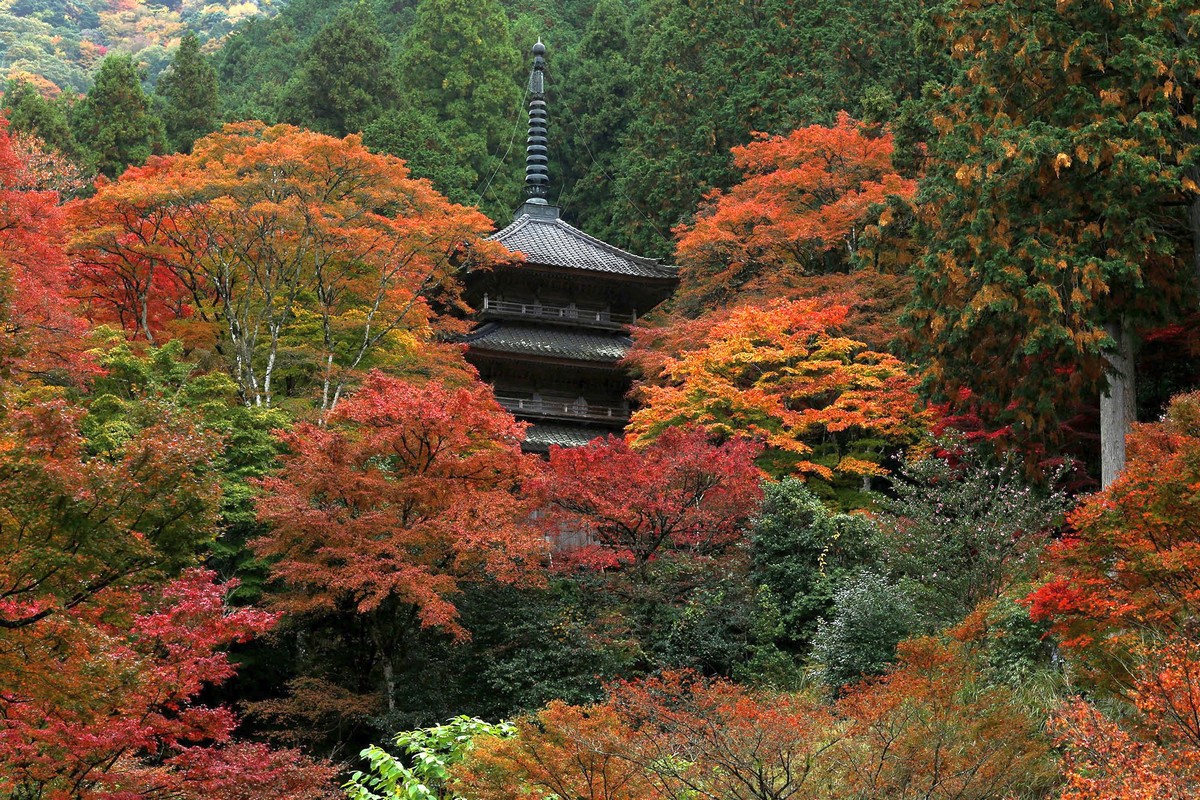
[2,0,1200,798]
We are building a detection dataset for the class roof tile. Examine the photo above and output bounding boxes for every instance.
[490,215,677,279]
[523,423,611,451]
[466,323,630,362]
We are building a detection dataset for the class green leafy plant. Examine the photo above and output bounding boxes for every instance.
[345,716,515,800]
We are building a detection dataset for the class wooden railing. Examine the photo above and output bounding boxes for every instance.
[481,295,636,328]
[496,394,630,422]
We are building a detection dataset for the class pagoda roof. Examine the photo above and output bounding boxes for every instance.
[522,423,611,452]
[489,213,677,280]
[465,322,631,363]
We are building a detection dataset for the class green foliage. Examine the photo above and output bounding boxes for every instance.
[213,14,310,123]
[979,596,1057,691]
[2,78,79,157]
[657,580,803,687]
[420,581,624,718]
[0,0,278,96]
[906,0,1200,443]
[874,454,1069,631]
[362,107,478,205]
[395,0,523,221]
[345,716,515,800]
[553,0,636,240]
[71,53,164,177]
[810,569,915,688]
[84,337,290,601]
[154,31,219,154]
[282,5,395,136]
[750,479,879,652]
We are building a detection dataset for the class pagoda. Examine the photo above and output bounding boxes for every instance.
[464,41,677,453]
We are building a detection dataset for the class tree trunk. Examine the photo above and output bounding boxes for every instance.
[381,656,396,714]
[1100,320,1136,488]
[1188,167,1200,287]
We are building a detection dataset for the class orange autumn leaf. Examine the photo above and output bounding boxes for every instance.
[629,298,930,481]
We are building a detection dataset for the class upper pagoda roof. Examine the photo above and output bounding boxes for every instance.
[489,212,678,280]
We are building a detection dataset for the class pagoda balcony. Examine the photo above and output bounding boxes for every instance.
[481,295,636,330]
[495,393,631,424]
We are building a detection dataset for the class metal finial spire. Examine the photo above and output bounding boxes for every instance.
[525,40,549,200]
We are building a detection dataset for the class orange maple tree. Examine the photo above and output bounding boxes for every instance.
[1050,640,1200,800]
[452,644,1051,800]
[456,700,664,800]
[672,112,916,315]
[1028,392,1200,795]
[834,635,1056,800]
[628,299,929,483]
[69,122,509,409]
[1028,391,1200,646]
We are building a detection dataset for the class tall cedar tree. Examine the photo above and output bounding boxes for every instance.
[282,5,395,137]
[1,78,79,158]
[553,0,637,244]
[395,0,522,222]
[71,54,164,178]
[155,31,219,153]
[253,373,545,714]
[908,0,1200,483]
[69,122,508,409]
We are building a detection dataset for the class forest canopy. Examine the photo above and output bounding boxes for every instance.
[1,0,1199,797]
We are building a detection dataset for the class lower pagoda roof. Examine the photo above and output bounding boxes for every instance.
[465,322,630,363]
[522,422,611,453]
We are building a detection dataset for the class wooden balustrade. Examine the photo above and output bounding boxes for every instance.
[495,394,630,422]
[481,295,636,327]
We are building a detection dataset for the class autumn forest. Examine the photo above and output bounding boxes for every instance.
[1,0,1199,797]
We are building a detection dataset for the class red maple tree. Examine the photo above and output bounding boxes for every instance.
[0,396,334,798]
[254,371,546,711]
[0,120,91,380]
[530,426,763,571]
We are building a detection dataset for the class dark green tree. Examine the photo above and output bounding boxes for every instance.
[607,0,950,259]
[71,54,164,178]
[906,0,1200,483]
[750,479,878,652]
[810,569,915,689]
[281,4,395,136]
[362,106,477,205]
[554,0,636,244]
[395,0,523,222]
[154,31,219,154]
[1,78,78,157]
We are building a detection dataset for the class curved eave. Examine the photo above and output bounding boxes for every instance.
[464,323,631,364]
[488,214,679,281]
